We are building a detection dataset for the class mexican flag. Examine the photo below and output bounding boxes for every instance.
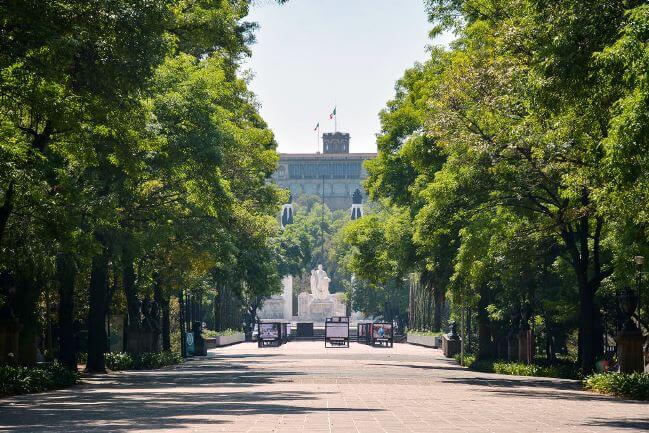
[329,107,336,119]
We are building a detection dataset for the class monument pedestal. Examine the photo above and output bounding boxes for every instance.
[616,329,645,373]
[442,334,461,358]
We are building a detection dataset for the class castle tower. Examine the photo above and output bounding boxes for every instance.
[281,192,294,228]
[322,132,350,154]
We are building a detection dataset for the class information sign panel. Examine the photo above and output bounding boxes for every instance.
[326,322,349,339]
[325,316,350,347]
[260,323,279,340]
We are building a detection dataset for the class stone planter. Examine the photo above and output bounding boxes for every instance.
[442,334,461,358]
[205,333,245,349]
[407,333,441,348]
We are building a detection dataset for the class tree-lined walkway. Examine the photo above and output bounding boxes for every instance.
[0,343,646,433]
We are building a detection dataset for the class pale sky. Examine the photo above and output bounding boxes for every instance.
[244,0,452,154]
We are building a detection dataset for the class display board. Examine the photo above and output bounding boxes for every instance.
[372,323,392,339]
[326,323,349,338]
[325,316,350,347]
[371,322,394,347]
[357,323,371,344]
[260,323,279,340]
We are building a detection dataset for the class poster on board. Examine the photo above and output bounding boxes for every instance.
[260,323,278,340]
[326,322,349,339]
[372,323,392,340]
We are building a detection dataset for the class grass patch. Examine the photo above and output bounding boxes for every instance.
[0,363,80,397]
[202,328,242,338]
[454,354,579,379]
[105,351,182,371]
[584,373,649,400]
[407,330,443,337]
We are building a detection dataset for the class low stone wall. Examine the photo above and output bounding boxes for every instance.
[205,333,245,349]
[407,334,441,348]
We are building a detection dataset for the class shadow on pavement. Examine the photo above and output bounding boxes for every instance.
[582,418,649,430]
[0,357,379,433]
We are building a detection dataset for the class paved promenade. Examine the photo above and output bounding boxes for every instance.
[0,342,647,433]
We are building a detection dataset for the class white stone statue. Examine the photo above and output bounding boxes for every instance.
[310,264,331,299]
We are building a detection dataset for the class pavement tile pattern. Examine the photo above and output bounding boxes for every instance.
[0,342,647,433]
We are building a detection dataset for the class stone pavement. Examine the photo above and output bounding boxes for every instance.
[0,342,647,433]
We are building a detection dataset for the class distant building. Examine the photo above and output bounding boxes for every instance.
[271,132,376,210]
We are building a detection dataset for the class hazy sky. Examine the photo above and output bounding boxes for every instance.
[244,0,452,154]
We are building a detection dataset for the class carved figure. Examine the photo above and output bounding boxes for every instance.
[310,265,331,299]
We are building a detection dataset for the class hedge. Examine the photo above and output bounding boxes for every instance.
[104,351,182,371]
[0,363,80,396]
[454,354,580,379]
[584,373,649,400]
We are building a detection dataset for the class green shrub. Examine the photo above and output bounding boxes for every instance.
[133,351,182,369]
[76,352,88,363]
[454,354,579,379]
[105,351,182,371]
[584,373,649,400]
[454,353,476,367]
[105,352,134,370]
[0,363,80,397]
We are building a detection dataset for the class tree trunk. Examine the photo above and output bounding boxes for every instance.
[14,275,40,366]
[153,276,170,351]
[577,280,598,374]
[408,277,414,329]
[0,181,15,248]
[477,286,491,360]
[215,288,223,331]
[122,247,140,330]
[178,290,186,357]
[243,297,260,341]
[433,286,445,332]
[86,234,109,373]
[56,253,77,370]
[161,299,170,351]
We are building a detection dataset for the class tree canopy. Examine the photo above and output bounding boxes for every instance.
[0,0,286,372]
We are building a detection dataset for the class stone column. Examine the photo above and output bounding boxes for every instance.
[616,287,645,373]
[298,292,309,319]
[282,276,293,320]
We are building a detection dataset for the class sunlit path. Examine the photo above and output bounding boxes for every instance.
[1,342,646,433]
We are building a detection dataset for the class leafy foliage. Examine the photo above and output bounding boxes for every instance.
[0,0,287,372]
[584,373,649,401]
[104,351,182,371]
[354,0,649,374]
[455,355,580,379]
[0,363,80,396]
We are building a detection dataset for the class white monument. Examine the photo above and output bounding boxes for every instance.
[298,265,346,321]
